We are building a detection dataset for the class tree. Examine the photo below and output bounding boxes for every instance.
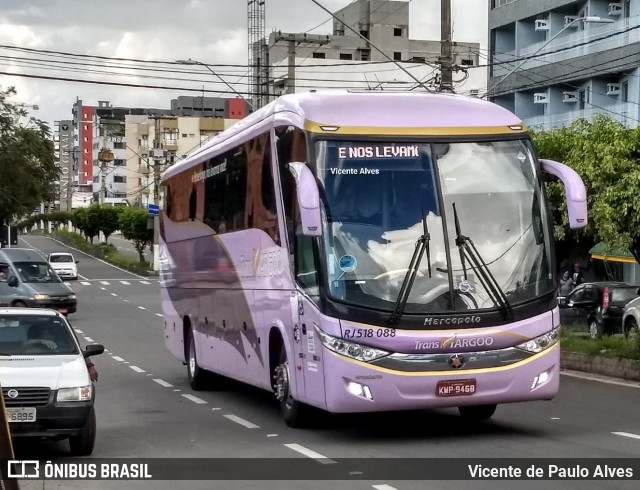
[118,207,152,263]
[0,86,58,227]
[531,114,640,262]
[98,206,122,243]
[73,205,101,243]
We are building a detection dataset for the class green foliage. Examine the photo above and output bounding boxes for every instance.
[118,207,153,263]
[98,206,122,243]
[0,86,59,226]
[73,205,102,243]
[561,330,640,360]
[531,115,640,259]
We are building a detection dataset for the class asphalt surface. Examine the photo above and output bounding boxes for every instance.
[9,235,640,489]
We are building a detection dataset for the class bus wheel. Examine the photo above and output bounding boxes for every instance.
[274,348,307,428]
[187,329,206,391]
[458,404,497,421]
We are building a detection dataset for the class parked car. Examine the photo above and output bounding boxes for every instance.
[47,252,79,281]
[559,281,640,338]
[622,296,640,337]
[0,248,77,315]
[0,308,104,455]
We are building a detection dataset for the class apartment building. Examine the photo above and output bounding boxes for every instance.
[488,0,639,129]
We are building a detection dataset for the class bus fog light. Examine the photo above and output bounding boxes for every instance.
[531,370,550,390]
[346,381,373,400]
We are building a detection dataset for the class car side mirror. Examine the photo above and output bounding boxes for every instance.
[539,159,587,229]
[7,276,18,288]
[636,288,640,295]
[84,344,105,358]
[75,260,79,264]
[288,162,322,237]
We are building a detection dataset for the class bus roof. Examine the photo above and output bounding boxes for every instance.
[163,91,524,182]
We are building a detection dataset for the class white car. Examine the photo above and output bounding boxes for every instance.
[47,252,79,280]
[0,308,104,455]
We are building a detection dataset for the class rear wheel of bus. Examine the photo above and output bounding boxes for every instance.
[186,328,208,390]
[458,404,497,420]
[274,346,309,428]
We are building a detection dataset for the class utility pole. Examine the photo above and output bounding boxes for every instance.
[98,147,114,204]
[439,0,454,93]
[151,117,164,272]
[273,32,330,95]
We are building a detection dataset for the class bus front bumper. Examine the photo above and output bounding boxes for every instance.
[322,343,560,413]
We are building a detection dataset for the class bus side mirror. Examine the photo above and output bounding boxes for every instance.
[540,159,588,229]
[289,162,322,236]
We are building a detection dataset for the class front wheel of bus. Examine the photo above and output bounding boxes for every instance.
[458,404,497,421]
[274,349,308,428]
[187,330,206,391]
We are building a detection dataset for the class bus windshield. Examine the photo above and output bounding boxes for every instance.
[316,139,554,314]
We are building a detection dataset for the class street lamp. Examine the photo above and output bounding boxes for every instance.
[486,16,615,97]
[175,59,255,111]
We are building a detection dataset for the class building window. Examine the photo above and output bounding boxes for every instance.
[622,81,629,102]
[394,52,402,61]
[114,141,126,149]
[182,133,188,138]
[83,137,88,142]
[113,159,126,166]
[360,30,369,40]
[394,27,402,37]
[360,50,370,61]
[339,53,352,60]
[113,176,126,183]
[461,59,474,66]
[312,52,326,59]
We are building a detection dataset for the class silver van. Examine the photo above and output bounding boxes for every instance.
[0,248,77,315]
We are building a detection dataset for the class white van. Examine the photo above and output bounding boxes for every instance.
[0,308,104,455]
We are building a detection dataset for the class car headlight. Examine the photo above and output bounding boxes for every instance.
[517,327,560,353]
[68,294,76,300]
[33,293,50,300]
[315,326,389,362]
[57,385,92,402]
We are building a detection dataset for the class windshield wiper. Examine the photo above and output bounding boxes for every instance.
[387,212,432,324]
[452,203,513,319]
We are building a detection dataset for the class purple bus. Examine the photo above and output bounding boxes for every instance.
[159,92,587,427]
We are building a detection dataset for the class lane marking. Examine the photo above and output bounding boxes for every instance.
[74,329,83,334]
[138,306,146,310]
[612,432,640,440]
[100,287,106,291]
[129,365,146,373]
[182,394,207,404]
[173,389,181,392]
[224,414,260,429]
[156,313,163,317]
[153,379,173,388]
[140,280,150,284]
[267,434,278,437]
[83,337,94,342]
[112,356,125,362]
[372,485,399,490]
[211,408,221,411]
[120,281,130,285]
[81,281,91,286]
[100,281,110,285]
[283,443,336,464]
[551,417,560,420]
[111,293,117,297]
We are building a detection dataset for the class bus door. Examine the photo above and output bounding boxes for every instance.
[294,292,326,408]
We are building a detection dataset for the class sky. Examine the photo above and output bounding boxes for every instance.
[0,0,487,128]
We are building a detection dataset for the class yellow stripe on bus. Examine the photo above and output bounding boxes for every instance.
[304,121,528,136]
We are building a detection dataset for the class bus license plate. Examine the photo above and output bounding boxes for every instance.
[436,379,476,397]
[6,407,36,423]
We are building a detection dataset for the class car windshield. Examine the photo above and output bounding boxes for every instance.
[14,262,63,283]
[0,315,78,355]
[315,138,554,314]
[50,255,73,263]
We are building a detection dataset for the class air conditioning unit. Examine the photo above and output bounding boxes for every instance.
[564,16,580,27]
[470,89,479,97]
[606,82,621,95]
[562,91,579,103]
[533,92,549,104]
[608,3,622,15]
[534,19,549,31]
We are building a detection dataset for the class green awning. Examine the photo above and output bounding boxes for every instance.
[589,242,636,264]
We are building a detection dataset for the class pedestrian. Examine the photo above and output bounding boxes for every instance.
[572,262,584,288]
[558,270,573,296]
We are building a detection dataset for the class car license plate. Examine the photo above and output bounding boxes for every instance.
[436,379,476,397]
[6,407,36,423]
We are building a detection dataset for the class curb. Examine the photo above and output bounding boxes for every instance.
[561,351,640,382]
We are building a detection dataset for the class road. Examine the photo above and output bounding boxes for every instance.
[11,235,640,489]
[107,234,149,263]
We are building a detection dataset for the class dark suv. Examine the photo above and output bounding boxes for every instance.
[560,282,640,338]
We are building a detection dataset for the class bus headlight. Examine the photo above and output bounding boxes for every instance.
[315,326,389,362]
[517,327,560,353]
[57,385,92,402]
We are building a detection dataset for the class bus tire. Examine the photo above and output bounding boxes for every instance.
[458,404,497,421]
[186,329,207,391]
[274,347,308,428]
